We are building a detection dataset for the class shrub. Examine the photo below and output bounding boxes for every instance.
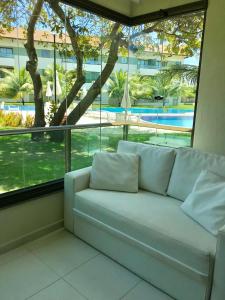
[0,111,22,127]
[24,114,34,128]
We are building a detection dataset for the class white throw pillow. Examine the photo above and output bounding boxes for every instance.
[181,170,225,235]
[138,146,176,195]
[90,152,139,193]
[167,147,225,201]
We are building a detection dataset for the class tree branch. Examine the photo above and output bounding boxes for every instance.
[64,22,121,125]
[130,22,161,39]
[46,0,85,126]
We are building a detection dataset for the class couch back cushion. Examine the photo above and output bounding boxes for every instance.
[167,147,225,201]
[117,140,141,154]
[117,141,176,195]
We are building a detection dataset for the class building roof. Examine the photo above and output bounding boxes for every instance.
[0,28,71,44]
[0,27,185,57]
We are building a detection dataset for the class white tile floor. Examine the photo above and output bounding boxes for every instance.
[0,229,173,300]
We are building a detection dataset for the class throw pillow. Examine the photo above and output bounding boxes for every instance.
[181,170,225,235]
[89,152,139,193]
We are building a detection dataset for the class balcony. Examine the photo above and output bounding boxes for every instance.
[0,117,190,299]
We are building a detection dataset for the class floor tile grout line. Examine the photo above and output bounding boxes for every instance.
[62,277,89,300]
[24,246,65,278]
[23,228,66,252]
[62,252,101,277]
[24,278,62,300]
[23,232,100,278]
[119,279,142,300]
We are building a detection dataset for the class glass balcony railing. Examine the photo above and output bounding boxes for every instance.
[0,122,191,196]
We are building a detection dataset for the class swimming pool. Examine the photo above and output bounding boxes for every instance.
[101,107,194,114]
[2,105,35,112]
[141,115,193,128]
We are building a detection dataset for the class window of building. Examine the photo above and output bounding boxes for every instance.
[40,49,51,58]
[0,47,13,58]
[85,57,100,64]
[119,57,128,64]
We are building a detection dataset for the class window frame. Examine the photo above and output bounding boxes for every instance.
[0,0,208,206]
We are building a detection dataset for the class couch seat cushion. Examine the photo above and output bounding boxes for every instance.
[74,189,216,274]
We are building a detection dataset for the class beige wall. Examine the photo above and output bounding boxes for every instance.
[193,0,225,155]
[0,191,64,253]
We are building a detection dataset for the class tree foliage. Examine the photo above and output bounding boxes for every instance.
[0,68,32,99]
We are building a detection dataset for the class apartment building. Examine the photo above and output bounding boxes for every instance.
[0,28,185,84]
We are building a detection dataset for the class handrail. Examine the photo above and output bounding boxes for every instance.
[0,122,113,136]
[0,121,192,136]
[112,121,192,132]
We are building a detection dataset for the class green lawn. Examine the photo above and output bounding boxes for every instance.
[0,127,190,194]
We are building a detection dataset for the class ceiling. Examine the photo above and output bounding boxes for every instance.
[89,0,199,17]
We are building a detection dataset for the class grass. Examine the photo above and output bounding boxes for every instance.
[0,126,190,194]
[0,127,122,193]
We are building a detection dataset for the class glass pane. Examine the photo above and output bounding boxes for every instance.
[0,130,65,194]
[127,125,191,147]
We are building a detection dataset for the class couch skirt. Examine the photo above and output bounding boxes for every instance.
[73,210,213,300]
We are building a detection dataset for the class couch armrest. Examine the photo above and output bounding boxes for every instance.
[211,224,225,300]
[64,167,91,232]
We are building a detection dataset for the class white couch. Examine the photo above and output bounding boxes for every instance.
[64,140,225,300]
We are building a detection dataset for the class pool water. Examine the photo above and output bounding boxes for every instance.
[141,115,193,128]
[101,107,194,114]
[2,105,35,111]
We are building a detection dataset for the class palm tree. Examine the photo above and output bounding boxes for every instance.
[149,72,180,101]
[129,73,153,102]
[0,68,33,101]
[162,64,199,85]
[107,70,127,106]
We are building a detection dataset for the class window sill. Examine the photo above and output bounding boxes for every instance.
[0,179,64,209]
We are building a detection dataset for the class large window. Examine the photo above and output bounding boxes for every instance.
[0,1,205,198]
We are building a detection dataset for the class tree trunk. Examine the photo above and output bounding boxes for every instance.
[49,77,85,126]
[65,23,121,125]
[47,0,85,127]
[24,0,45,140]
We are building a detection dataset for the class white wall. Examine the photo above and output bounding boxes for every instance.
[90,0,197,17]
[90,0,131,16]
[0,191,64,253]
[193,0,225,155]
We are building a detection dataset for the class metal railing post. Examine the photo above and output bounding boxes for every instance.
[65,129,72,173]
[123,124,129,141]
